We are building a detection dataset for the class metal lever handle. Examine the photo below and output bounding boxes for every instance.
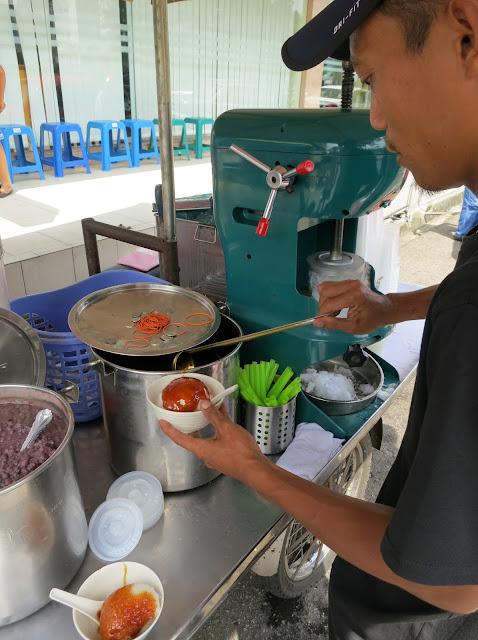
[283,160,315,180]
[230,143,315,237]
[229,144,271,173]
[256,190,277,236]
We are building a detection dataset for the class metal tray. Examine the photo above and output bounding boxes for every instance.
[68,282,220,356]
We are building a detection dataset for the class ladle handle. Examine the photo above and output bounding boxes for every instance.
[188,314,329,354]
[50,588,102,622]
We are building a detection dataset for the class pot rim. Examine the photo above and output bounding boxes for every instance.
[92,314,243,375]
[0,384,75,496]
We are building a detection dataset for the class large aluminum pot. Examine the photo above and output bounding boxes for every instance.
[0,385,88,627]
[92,314,242,492]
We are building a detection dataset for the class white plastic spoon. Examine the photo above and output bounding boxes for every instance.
[50,588,102,624]
[210,384,238,405]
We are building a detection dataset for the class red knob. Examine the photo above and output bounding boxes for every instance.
[296,160,315,175]
[256,218,270,237]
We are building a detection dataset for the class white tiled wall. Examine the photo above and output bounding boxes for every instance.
[5,227,156,300]
[22,249,76,295]
[5,262,26,299]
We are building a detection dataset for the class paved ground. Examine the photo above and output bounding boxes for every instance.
[191,206,463,640]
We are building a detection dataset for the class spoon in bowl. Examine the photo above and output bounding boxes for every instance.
[50,584,160,632]
[50,588,102,624]
[210,384,238,406]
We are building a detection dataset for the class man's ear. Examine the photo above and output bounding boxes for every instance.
[449,0,478,76]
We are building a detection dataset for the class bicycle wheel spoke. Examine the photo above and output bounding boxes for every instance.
[290,537,321,578]
[275,438,370,592]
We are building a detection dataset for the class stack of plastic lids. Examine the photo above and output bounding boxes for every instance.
[89,471,164,563]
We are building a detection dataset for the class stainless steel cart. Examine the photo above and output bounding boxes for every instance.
[0,313,424,640]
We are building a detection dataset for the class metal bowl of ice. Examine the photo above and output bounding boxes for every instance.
[300,353,384,416]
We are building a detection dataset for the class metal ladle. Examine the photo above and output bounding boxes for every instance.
[172,312,336,371]
[20,409,53,452]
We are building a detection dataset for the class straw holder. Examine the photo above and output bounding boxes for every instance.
[242,397,296,455]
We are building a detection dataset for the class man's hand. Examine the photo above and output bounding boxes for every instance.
[0,100,5,114]
[313,280,395,334]
[159,400,272,486]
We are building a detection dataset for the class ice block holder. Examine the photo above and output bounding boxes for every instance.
[242,397,297,455]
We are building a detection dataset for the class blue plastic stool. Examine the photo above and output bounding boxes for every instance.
[40,122,91,178]
[86,120,132,171]
[184,117,214,159]
[0,124,45,182]
[119,119,160,167]
[149,118,190,160]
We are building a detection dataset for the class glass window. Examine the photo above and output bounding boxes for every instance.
[320,58,371,109]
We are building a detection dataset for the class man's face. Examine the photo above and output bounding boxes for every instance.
[351,9,474,192]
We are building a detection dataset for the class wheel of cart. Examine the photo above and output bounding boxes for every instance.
[252,432,373,598]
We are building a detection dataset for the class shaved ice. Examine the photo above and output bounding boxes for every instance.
[300,367,377,402]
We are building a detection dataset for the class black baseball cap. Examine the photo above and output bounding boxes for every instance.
[282,0,383,71]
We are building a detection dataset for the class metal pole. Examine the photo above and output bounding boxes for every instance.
[152,0,176,247]
[329,219,345,261]
[81,218,179,280]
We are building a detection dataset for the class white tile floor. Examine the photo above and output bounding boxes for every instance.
[1,156,213,299]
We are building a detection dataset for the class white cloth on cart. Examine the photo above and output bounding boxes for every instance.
[276,422,344,481]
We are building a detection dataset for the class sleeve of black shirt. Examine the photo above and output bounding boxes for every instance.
[380,299,478,586]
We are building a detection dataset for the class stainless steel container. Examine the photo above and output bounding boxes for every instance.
[302,354,384,416]
[0,385,88,627]
[91,315,242,492]
[242,397,297,455]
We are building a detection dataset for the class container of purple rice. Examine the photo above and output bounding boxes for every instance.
[0,384,88,627]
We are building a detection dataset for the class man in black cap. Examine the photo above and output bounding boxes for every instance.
[162,1,478,638]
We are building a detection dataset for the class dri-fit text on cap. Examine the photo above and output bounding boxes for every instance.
[334,0,361,34]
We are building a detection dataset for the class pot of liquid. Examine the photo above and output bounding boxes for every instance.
[91,314,242,492]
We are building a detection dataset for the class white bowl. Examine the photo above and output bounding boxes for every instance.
[146,373,225,433]
[73,561,164,640]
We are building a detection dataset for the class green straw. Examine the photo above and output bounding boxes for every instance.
[268,366,294,400]
[238,369,261,405]
[266,360,279,395]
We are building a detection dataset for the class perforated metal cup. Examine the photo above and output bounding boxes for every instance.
[242,397,296,455]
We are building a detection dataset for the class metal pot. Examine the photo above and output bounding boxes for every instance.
[0,385,88,627]
[91,314,242,492]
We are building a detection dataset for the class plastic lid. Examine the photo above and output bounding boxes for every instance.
[88,497,143,563]
[307,251,365,273]
[107,471,164,531]
[68,282,220,356]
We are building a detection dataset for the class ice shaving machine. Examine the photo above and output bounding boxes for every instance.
[210,109,406,433]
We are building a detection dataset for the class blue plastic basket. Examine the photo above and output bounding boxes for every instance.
[11,271,169,422]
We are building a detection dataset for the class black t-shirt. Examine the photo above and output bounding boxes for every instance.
[328,231,478,640]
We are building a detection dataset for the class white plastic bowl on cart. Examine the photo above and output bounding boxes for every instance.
[72,561,164,640]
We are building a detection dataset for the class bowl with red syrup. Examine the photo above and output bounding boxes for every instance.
[146,373,225,433]
[73,561,164,640]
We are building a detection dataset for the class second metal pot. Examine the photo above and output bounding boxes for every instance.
[91,314,242,492]
[0,385,88,627]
